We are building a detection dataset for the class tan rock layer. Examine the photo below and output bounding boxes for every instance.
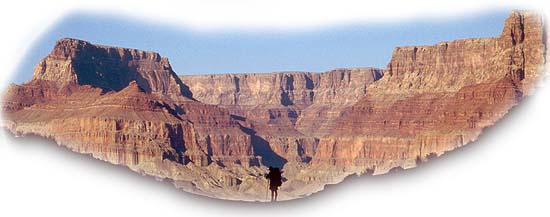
[33,38,194,100]
[1,10,547,201]
[310,10,547,175]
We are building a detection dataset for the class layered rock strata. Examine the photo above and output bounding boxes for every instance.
[1,10,547,201]
[310,10,548,177]
[180,68,384,166]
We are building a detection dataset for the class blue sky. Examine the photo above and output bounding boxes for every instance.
[12,9,512,84]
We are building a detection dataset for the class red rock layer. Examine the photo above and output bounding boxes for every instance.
[180,68,383,164]
[2,39,266,181]
[1,10,547,201]
[311,10,547,174]
[33,38,193,99]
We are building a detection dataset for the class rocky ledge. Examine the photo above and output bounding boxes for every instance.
[1,10,548,201]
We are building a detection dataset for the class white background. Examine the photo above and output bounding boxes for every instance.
[1,1,549,216]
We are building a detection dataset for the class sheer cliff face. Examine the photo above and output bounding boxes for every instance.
[32,38,193,99]
[180,68,383,107]
[2,39,268,200]
[1,10,547,201]
[311,10,548,174]
[180,68,383,163]
[371,11,546,97]
[181,68,383,138]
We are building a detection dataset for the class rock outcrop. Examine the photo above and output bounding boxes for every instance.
[1,10,547,201]
[33,38,194,99]
[180,68,384,166]
[310,10,548,176]
[2,38,271,200]
[180,68,383,107]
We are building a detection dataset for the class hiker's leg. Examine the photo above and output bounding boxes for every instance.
[271,190,275,201]
[274,190,278,201]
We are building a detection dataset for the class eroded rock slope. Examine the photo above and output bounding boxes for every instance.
[2,10,547,201]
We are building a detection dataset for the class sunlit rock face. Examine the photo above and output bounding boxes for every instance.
[1,10,547,201]
[311,10,548,174]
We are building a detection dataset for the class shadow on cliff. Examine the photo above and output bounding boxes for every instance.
[71,50,194,99]
[238,125,287,169]
[1,80,546,212]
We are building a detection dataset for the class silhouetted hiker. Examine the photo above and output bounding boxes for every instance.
[265,167,282,202]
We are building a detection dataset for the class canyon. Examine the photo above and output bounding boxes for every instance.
[1,10,547,201]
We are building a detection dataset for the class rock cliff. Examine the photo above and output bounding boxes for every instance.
[180,68,383,164]
[310,10,548,176]
[2,38,273,200]
[1,10,547,201]
[32,38,194,99]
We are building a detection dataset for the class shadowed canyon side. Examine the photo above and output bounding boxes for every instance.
[1,10,548,201]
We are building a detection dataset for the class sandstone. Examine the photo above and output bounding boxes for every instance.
[33,38,194,100]
[309,10,547,176]
[1,10,547,201]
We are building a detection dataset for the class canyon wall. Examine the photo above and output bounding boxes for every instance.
[180,68,383,107]
[309,10,547,175]
[32,38,193,99]
[1,10,547,201]
[180,68,383,164]
[2,39,275,200]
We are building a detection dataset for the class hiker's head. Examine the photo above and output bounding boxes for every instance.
[269,166,279,172]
